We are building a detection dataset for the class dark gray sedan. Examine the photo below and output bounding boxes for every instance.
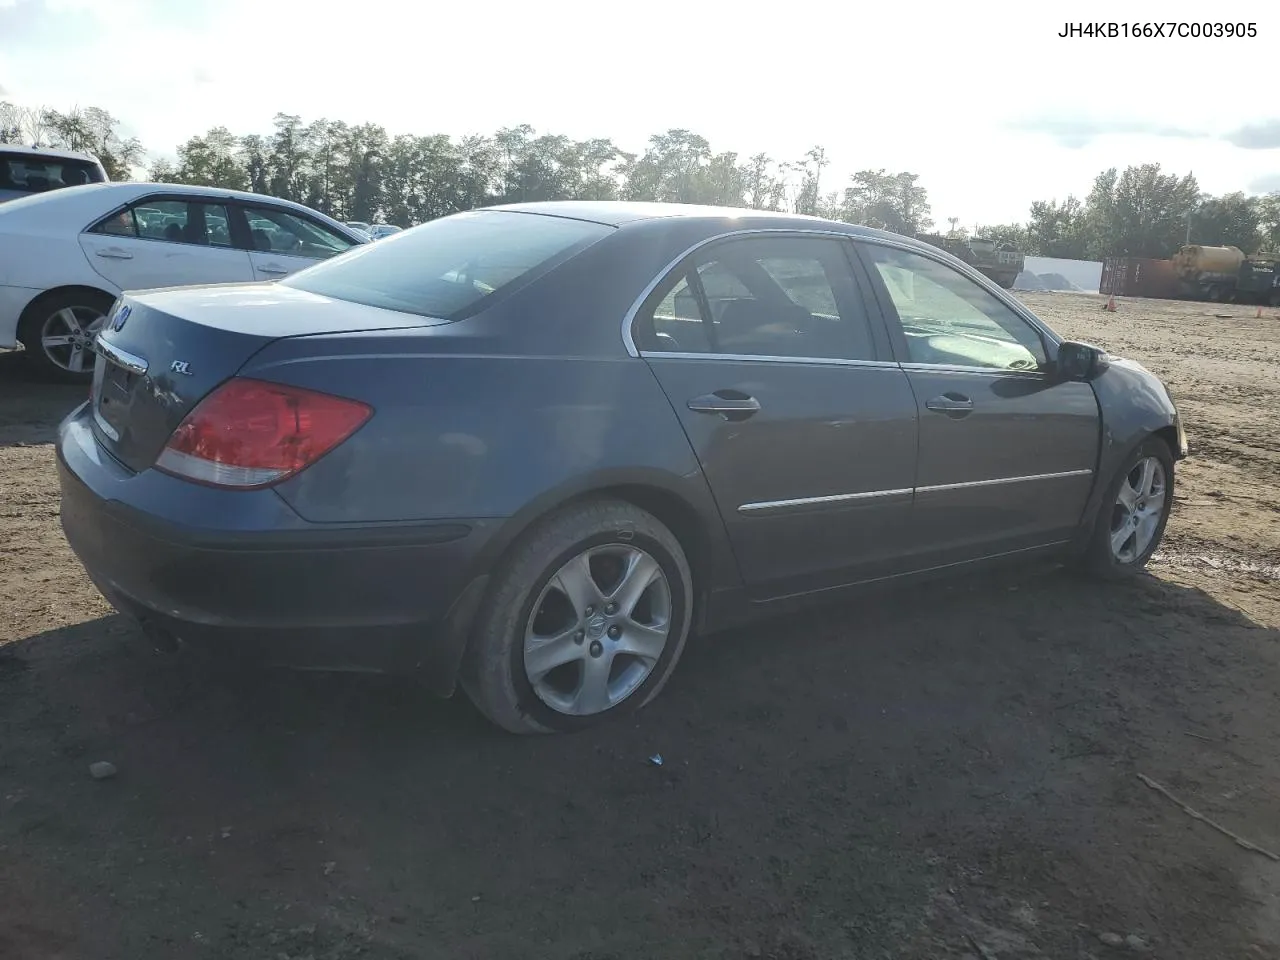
[56,201,1189,734]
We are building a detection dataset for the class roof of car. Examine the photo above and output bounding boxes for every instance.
[483,200,832,227]
[69,181,322,204]
[0,145,105,165]
[481,200,917,246]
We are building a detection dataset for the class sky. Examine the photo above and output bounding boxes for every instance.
[1,0,1278,227]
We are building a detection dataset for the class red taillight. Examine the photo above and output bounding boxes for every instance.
[155,378,373,489]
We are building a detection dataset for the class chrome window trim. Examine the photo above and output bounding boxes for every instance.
[620,227,870,360]
[83,194,241,251]
[620,226,1064,364]
[92,335,148,375]
[638,354,1050,377]
[898,361,1049,379]
[639,350,898,370]
[738,469,1093,515]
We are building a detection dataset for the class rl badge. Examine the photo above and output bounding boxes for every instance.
[170,360,192,376]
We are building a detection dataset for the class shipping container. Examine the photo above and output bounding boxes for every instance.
[1098,257,1182,299]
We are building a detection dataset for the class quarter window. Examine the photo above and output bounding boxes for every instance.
[637,236,876,362]
[91,208,136,237]
[243,206,354,260]
[861,244,1046,371]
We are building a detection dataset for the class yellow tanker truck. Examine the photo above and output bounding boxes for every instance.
[1170,244,1280,304]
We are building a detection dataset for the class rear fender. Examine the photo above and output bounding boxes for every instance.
[461,466,741,607]
[415,467,741,698]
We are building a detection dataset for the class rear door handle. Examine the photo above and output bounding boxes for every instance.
[95,248,133,260]
[925,394,974,416]
[687,391,761,421]
[257,263,289,275]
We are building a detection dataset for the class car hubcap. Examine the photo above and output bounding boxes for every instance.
[41,306,107,373]
[523,544,672,716]
[1110,456,1166,564]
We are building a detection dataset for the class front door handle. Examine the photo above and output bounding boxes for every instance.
[257,263,289,275]
[687,391,761,421]
[95,247,133,260]
[925,393,974,417]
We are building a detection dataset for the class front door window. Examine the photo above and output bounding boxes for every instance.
[863,244,1046,372]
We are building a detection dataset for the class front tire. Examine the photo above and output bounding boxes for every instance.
[461,498,694,735]
[18,289,115,383]
[1079,438,1175,580]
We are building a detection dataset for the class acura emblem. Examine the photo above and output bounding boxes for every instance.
[110,304,131,332]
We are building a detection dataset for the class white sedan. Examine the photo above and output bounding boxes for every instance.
[0,182,369,381]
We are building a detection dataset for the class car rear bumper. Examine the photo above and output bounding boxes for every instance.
[55,402,497,691]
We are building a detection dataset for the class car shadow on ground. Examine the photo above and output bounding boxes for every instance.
[0,350,86,446]
[3,566,1279,960]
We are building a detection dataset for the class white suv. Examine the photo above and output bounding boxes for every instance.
[0,147,109,204]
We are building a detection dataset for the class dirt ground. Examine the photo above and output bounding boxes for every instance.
[2,291,1279,960]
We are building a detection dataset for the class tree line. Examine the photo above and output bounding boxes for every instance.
[3,101,1279,259]
[973,166,1280,261]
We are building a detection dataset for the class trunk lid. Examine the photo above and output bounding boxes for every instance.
[90,282,450,473]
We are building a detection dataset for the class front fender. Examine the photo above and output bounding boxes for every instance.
[1072,356,1185,549]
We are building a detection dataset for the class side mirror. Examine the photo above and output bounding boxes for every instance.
[1055,340,1110,381]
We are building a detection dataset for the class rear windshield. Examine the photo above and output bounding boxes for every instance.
[281,210,613,319]
[0,152,106,194]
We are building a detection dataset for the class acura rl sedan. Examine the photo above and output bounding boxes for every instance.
[56,201,1189,735]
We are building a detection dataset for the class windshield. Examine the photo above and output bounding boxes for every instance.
[282,210,613,319]
[0,151,106,196]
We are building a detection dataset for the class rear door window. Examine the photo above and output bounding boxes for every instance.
[636,235,879,362]
[92,199,235,247]
[281,209,613,319]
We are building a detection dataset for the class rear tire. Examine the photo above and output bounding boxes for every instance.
[461,498,694,735]
[1078,438,1175,580]
[18,289,116,384]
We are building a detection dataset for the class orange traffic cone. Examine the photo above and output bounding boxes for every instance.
[1104,295,1117,312]
[1257,306,1264,318]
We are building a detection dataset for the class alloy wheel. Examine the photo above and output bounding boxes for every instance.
[523,544,673,716]
[1109,456,1167,564]
[40,305,107,374]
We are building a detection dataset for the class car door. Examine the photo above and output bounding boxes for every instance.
[854,240,1101,566]
[237,203,359,281]
[78,196,254,291]
[632,233,920,601]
